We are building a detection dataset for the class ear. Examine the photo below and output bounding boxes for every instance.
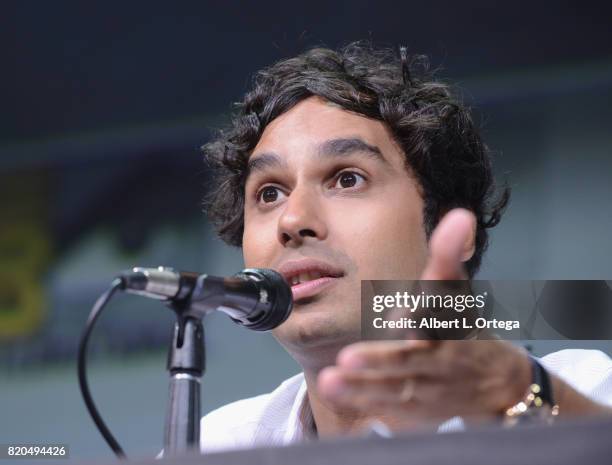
[460,213,477,263]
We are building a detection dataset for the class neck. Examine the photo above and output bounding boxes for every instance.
[284,337,409,437]
[298,353,430,437]
[302,367,375,438]
[290,343,371,437]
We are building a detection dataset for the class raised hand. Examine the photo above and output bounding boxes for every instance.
[317,208,531,430]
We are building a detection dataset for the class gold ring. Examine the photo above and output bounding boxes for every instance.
[400,379,416,402]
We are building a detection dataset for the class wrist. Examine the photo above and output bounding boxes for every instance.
[506,347,533,410]
[503,354,559,426]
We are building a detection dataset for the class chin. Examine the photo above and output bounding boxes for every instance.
[274,311,361,355]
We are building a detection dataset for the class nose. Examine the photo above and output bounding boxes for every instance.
[277,184,328,247]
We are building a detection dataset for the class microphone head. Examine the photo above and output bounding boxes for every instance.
[235,268,293,331]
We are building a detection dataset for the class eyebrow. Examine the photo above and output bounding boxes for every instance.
[246,137,386,178]
[318,137,384,161]
[247,152,286,176]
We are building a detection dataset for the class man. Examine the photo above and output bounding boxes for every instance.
[200,42,612,451]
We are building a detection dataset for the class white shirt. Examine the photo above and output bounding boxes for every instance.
[200,349,612,453]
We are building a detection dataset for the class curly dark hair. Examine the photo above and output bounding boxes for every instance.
[202,42,509,276]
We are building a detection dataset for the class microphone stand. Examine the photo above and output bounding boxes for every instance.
[79,267,291,459]
[163,307,204,456]
[154,268,291,456]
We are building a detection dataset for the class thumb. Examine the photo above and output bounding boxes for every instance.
[421,208,475,280]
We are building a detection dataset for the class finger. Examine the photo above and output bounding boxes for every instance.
[318,367,473,421]
[317,366,425,411]
[337,340,437,373]
[317,366,407,405]
[421,208,474,280]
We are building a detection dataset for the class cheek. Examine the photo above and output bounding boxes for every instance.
[333,196,427,279]
[242,212,277,268]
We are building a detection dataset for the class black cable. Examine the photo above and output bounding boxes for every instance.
[77,278,126,459]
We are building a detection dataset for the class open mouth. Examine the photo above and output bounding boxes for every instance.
[288,270,328,285]
[278,259,344,303]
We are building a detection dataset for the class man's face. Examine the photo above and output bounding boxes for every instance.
[242,97,428,363]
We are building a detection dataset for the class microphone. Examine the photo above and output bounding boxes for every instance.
[117,267,292,331]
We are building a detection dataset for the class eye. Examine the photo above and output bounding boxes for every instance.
[333,171,366,189]
[256,185,286,204]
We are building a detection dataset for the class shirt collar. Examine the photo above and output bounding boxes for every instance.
[283,374,317,443]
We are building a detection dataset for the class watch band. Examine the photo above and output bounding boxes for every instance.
[503,354,559,425]
[529,356,555,406]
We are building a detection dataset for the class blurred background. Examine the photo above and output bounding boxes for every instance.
[1,0,611,461]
